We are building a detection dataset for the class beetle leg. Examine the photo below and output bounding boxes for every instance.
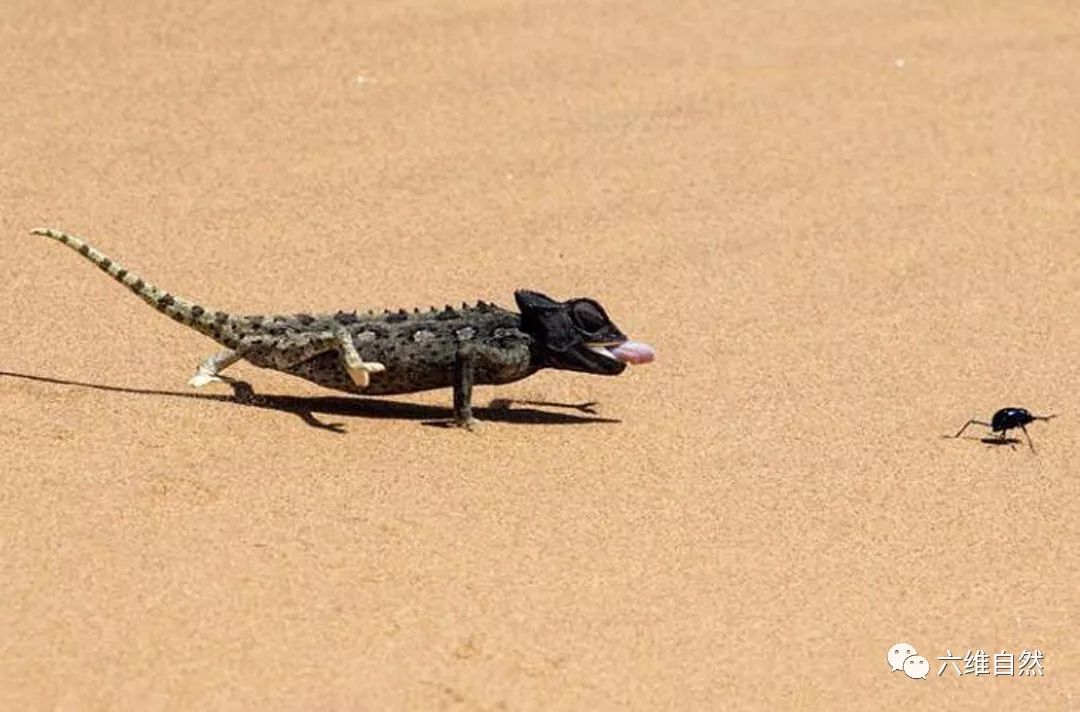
[953,419,991,439]
[1020,424,1035,452]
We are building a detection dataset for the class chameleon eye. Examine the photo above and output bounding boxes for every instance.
[570,300,608,333]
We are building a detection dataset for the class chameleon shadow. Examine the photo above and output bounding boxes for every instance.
[0,370,620,432]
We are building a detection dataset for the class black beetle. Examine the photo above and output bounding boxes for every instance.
[953,407,1056,452]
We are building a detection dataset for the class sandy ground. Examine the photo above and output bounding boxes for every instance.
[2,0,1078,709]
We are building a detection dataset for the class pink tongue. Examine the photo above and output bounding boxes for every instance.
[610,340,655,365]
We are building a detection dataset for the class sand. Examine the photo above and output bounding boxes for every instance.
[2,0,1078,708]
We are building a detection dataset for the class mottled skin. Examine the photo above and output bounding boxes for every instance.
[285,309,536,395]
[29,227,637,428]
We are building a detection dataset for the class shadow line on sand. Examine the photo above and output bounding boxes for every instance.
[942,433,1024,449]
[0,370,621,433]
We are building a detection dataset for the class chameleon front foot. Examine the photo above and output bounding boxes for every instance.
[455,415,480,431]
[429,415,480,431]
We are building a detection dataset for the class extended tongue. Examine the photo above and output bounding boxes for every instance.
[609,340,655,365]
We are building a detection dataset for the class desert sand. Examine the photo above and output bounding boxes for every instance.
[2,0,1078,708]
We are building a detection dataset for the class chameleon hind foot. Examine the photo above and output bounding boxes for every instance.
[238,327,385,389]
[188,372,222,388]
[343,354,386,387]
[189,349,243,388]
[335,327,385,387]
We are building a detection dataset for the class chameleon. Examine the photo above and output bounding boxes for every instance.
[27,227,655,428]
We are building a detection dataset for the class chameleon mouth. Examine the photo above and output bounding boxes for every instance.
[588,340,655,365]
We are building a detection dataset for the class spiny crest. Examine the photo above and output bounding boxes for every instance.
[334,310,358,324]
[349,300,500,323]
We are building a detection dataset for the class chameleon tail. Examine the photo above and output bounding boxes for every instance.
[30,227,246,348]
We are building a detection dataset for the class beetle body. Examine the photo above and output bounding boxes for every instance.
[953,406,1056,452]
[990,407,1036,433]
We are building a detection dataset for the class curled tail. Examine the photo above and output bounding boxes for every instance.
[30,227,248,349]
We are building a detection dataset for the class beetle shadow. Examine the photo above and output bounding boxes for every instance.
[0,370,621,433]
[943,433,1023,449]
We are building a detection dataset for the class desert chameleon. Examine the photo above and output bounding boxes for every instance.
[28,227,655,428]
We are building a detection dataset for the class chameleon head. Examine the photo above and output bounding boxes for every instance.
[514,290,655,375]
